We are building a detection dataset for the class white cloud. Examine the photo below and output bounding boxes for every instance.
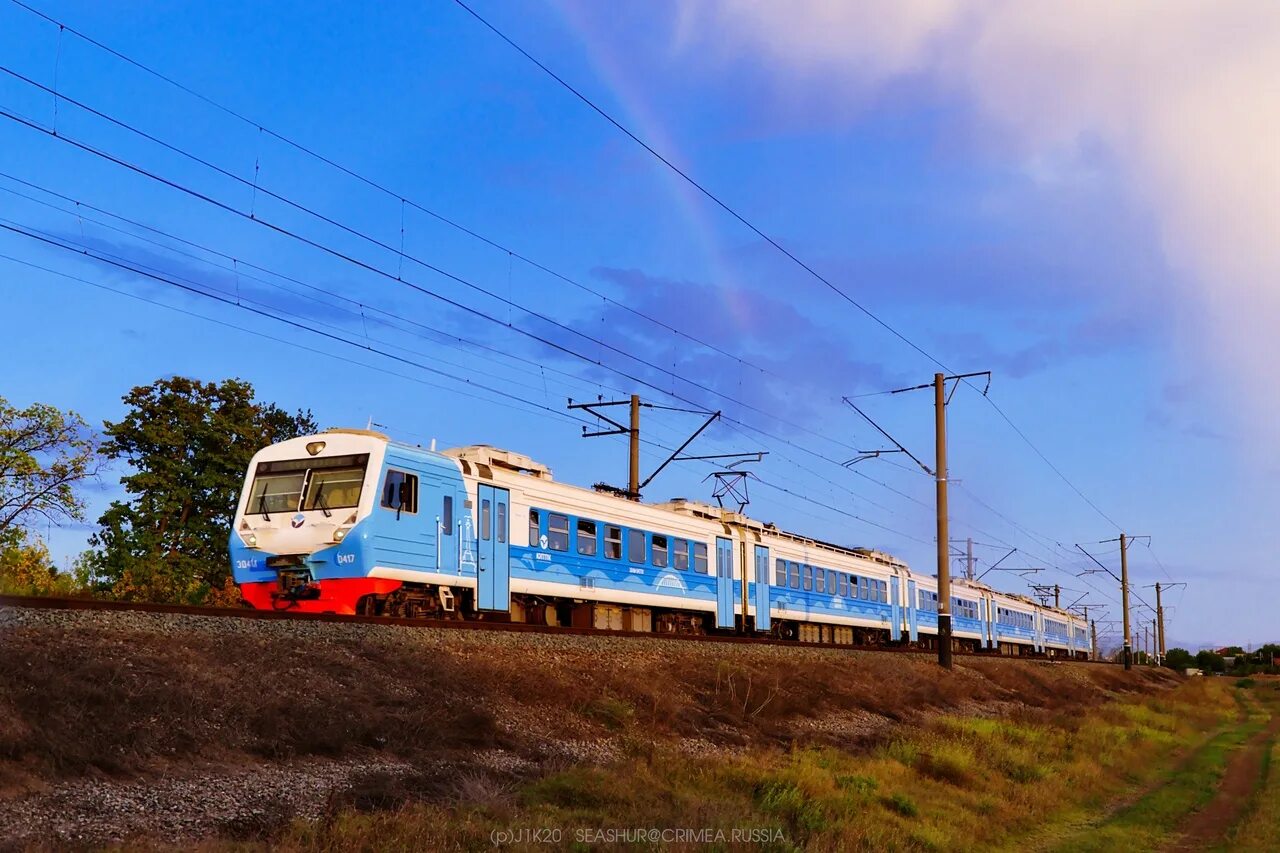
[675,0,1280,443]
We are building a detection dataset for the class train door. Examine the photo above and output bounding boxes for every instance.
[715,536,735,629]
[753,544,771,632]
[907,579,919,642]
[435,481,460,575]
[1034,610,1044,653]
[889,575,901,641]
[476,484,510,611]
[982,597,994,649]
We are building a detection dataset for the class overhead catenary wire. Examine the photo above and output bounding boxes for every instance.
[0,90,940,525]
[0,1,1125,592]
[1,0,1115,544]
[3,219,936,548]
[0,7,799,416]
[0,154,933,547]
[447,0,1128,534]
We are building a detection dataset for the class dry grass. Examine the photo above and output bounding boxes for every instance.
[0,622,1181,790]
[266,678,1240,852]
[0,618,1199,850]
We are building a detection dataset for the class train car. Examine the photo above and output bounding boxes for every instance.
[229,429,1093,658]
[750,526,901,644]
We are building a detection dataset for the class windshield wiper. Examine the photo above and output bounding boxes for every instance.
[258,494,271,521]
[314,482,332,517]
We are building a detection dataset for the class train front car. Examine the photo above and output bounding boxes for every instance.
[230,429,399,614]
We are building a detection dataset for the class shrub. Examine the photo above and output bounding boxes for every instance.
[884,793,918,817]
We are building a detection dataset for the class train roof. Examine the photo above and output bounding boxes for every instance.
[442,445,909,570]
[383,439,1082,618]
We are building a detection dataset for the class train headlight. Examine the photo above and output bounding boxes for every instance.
[333,527,349,542]
[246,533,258,547]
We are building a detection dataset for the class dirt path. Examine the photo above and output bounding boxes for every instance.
[1167,709,1280,851]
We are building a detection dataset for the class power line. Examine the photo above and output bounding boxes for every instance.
[449,0,1129,534]
[0,93,944,528]
[3,219,937,548]
[1,153,933,548]
[2,0,1121,544]
[0,174,644,405]
[2,0,1125,586]
[0,79,906,485]
[2,0,800,416]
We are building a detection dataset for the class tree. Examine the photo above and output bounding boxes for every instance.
[0,396,101,538]
[1195,650,1226,674]
[0,527,87,596]
[1163,648,1194,671]
[84,377,316,604]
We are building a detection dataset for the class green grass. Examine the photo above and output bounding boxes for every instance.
[267,679,1242,853]
[1049,724,1260,852]
[1214,681,1280,852]
[1223,737,1280,852]
[1049,684,1274,853]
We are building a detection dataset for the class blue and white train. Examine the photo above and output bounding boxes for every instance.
[229,429,1090,657]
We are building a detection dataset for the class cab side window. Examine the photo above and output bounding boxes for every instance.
[381,470,417,514]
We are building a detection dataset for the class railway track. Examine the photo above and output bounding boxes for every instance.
[0,593,1119,664]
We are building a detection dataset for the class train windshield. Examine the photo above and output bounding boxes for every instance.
[247,454,369,516]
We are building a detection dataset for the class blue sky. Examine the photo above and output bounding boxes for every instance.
[1,0,1273,649]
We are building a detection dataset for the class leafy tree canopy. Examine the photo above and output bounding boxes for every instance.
[0,395,100,538]
[1162,648,1194,670]
[1194,650,1227,673]
[0,527,87,597]
[84,377,316,604]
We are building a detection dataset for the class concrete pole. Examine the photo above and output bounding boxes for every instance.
[1121,533,1132,671]
[1156,583,1167,657]
[935,373,952,670]
[628,394,640,500]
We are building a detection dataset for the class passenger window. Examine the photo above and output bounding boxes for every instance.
[529,509,541,546]
[838,574,848,597]
[775,558,786,586]
[442,495,453,534]
[827,571,837,595]
[548,513,569,551]
[381,470,418,514]
[577,519,598,556]
[850,575,859,599]
[789,561,799,588]
[802,564,813,591]
[674,539,689,570]
[693,542,708,573]
[814,567,824,593]
[481,499,491,540]
[605,525,622,559]
[496,502,506,543]
[860,577,869,600]
[628,529,646,563]
[652,535,668,568]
